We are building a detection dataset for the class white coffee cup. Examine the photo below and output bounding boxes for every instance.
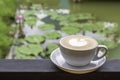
[59,35,108,66]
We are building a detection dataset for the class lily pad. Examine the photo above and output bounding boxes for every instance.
[15,53,36,59]
[94,22,119,38]
[48,11,58,19]
[25,20,36,26]
[24,15,37,21]
[25,35,45,44]
[98,40,118,49]
[46,43,58,57]
[81,23,97,31]
[30,4,42,10]
[39,24,55,30]
[14,44,43,58]
[13,39,25,46]
[68,13,95,21]
[61,26,80,35]
[44,31,61,39]
[23,10,38,17]
[24,15,37,26]
[55,15,68,21]
[61,22,82,29]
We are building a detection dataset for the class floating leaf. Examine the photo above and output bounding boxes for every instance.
[24,15,37,26]
[39,24,55,30]
[44,31,61,39]
[23,10,38,17]
[46,43,58,57]
[98,40,118,49]
[25,20,36,26]
[25,35,45,44]
[61,26,80,35]
[15,53,35,59]
[15,44,43,57]
[30,4,42,10]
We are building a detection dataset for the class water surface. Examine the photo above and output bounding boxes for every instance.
[69,1,120,59]
[20,0,120,59]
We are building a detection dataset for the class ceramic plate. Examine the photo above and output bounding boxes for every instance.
[50,48,106,74]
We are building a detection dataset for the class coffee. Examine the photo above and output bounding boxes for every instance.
[60,35,98,51]
[60,35,108,66]
[59,35,108,66]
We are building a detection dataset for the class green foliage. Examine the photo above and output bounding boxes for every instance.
[24,15,37,26]
[25,20,37,27]
[25,35,45,44]
[104,24,118,36]
[98,40,118,49]
[48,11,58,20]
[24,15,37,21]
[46,43,58,57]
[61,26,80,35]
[0,21,13,58]
[39,24,55,30]
[30,4,42,10]
[0,0,16,58]
[49,11,95,23]
[15,53,36,59]
[69,13,95,21]
[60,21,80,27]
[14,44,43,59]
[0,50,4,58]
[0,33,12,58]
[8,2,119,59]
[0,33,12,48]
[0,21,9,34]
[23,10,38,18]
[0,0,16,16]
[12,39,25,46]
[81,22,97,31]
[44,31,61,39]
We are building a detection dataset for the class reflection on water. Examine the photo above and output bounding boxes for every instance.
[70,1,120,24]
[58,0,70,9]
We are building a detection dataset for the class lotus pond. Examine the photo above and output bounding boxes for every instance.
[0,0,120,59]
[10,0,120,59]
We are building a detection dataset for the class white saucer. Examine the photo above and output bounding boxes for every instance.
[50,48,106,74]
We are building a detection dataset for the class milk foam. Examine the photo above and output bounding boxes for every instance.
[60,35,98,50]
[69,38,87,47]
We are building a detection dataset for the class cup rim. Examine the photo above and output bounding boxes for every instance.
[60,35,98,51]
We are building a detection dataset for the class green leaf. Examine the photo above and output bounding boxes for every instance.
[30,4,42,10]
[44,31,61,39]
[39,24,55,30]
[82,23,96,31]
[23,10,38,18]
[98,40,118,49]
[61,26,80,35]
[25,20,36,26]
[15,44,43,57]
[46,43,58,57]
[25,35,45,44]
[15,53,35,59]
[0,0,16,16]
[46,43,58,52]
[24,15,37,26]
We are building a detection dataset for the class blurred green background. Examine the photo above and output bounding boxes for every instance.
[0,0,120,59]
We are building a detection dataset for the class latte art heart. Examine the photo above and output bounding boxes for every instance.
[60,35,98,50]
[69,38,87,47]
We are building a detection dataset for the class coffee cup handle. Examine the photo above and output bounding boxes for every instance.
[93,45,108,60]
